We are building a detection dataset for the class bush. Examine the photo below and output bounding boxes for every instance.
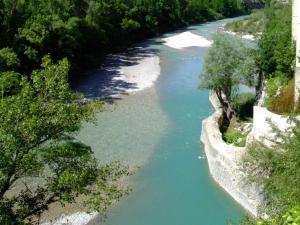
[282,205,300,225]
[239,205,300,225]
[241,118,300,221]
[223,129,247,147]
[265,77,297,114]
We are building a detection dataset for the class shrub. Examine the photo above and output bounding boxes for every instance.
[282,205,300,225]
[265,78,296,114]
[223,129,247,147]
[241,118,300,222]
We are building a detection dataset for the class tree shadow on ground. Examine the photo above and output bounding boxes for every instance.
[71,45,160,103]
[70,26,202,103]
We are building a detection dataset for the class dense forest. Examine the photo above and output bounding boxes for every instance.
[0,0,248,81]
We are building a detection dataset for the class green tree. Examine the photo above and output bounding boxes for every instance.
[199,34,258,120]
[0,0,248,75]
[0,56,130,225]
[258,5,294,79]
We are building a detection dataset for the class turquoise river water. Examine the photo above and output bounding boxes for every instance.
[74,18,246,225]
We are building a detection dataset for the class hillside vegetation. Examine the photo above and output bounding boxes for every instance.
[236,3,300,225]
[0,0,247,78]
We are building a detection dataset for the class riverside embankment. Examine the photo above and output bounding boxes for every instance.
[201,94,264,217]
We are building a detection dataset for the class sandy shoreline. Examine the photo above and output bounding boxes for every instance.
[115,55,161,94]
[71,47,161,99]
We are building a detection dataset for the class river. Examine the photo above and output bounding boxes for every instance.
[73,18,245,225]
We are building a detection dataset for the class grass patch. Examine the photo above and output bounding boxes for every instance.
[222,93,255,147]
[265,77,300,115]
[223,128,248,147]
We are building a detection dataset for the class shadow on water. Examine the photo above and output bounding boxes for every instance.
[70,45,160,103]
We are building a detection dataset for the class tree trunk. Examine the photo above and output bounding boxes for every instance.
[255,71,265,102]
[225,102,235,121]
[215,89,235,121]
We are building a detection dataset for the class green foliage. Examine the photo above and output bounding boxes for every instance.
[239,215,257,225]
[225,9,266,35]
[265,76,289,101]
[264,77,298,114]
[239,2,300,215]
[0,71,20,95]
[200,33,258,109]
[121,18,141,32]
[0,57,130,224]
[242,118,300,221]
[224,129,247,147]
[283,205,300,225]
[0,48,21,95]
[256,3,296,114]
[200,34,241,100]
[257,5,295,79]
[240,205,300,225]
[0,0,247,74]
[0,48,20,71]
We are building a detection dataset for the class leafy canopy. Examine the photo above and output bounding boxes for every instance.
[0,0,247,74]
[199,33,258,109]
[0,56,130,225]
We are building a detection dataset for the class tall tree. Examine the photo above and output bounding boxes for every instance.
[199,34,258,120]
[0,56,129,225]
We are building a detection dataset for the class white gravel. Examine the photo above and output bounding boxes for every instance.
[162,31,212,49]
[42,212,97,225]
[115,55,161,93]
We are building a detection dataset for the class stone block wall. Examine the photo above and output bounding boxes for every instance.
[201,94,264,217]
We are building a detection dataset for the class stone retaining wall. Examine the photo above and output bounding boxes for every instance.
[250,106,293,147]
[200,94,263,217]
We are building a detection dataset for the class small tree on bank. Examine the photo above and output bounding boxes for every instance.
[199,33,258,120]
[0,56,130,225]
